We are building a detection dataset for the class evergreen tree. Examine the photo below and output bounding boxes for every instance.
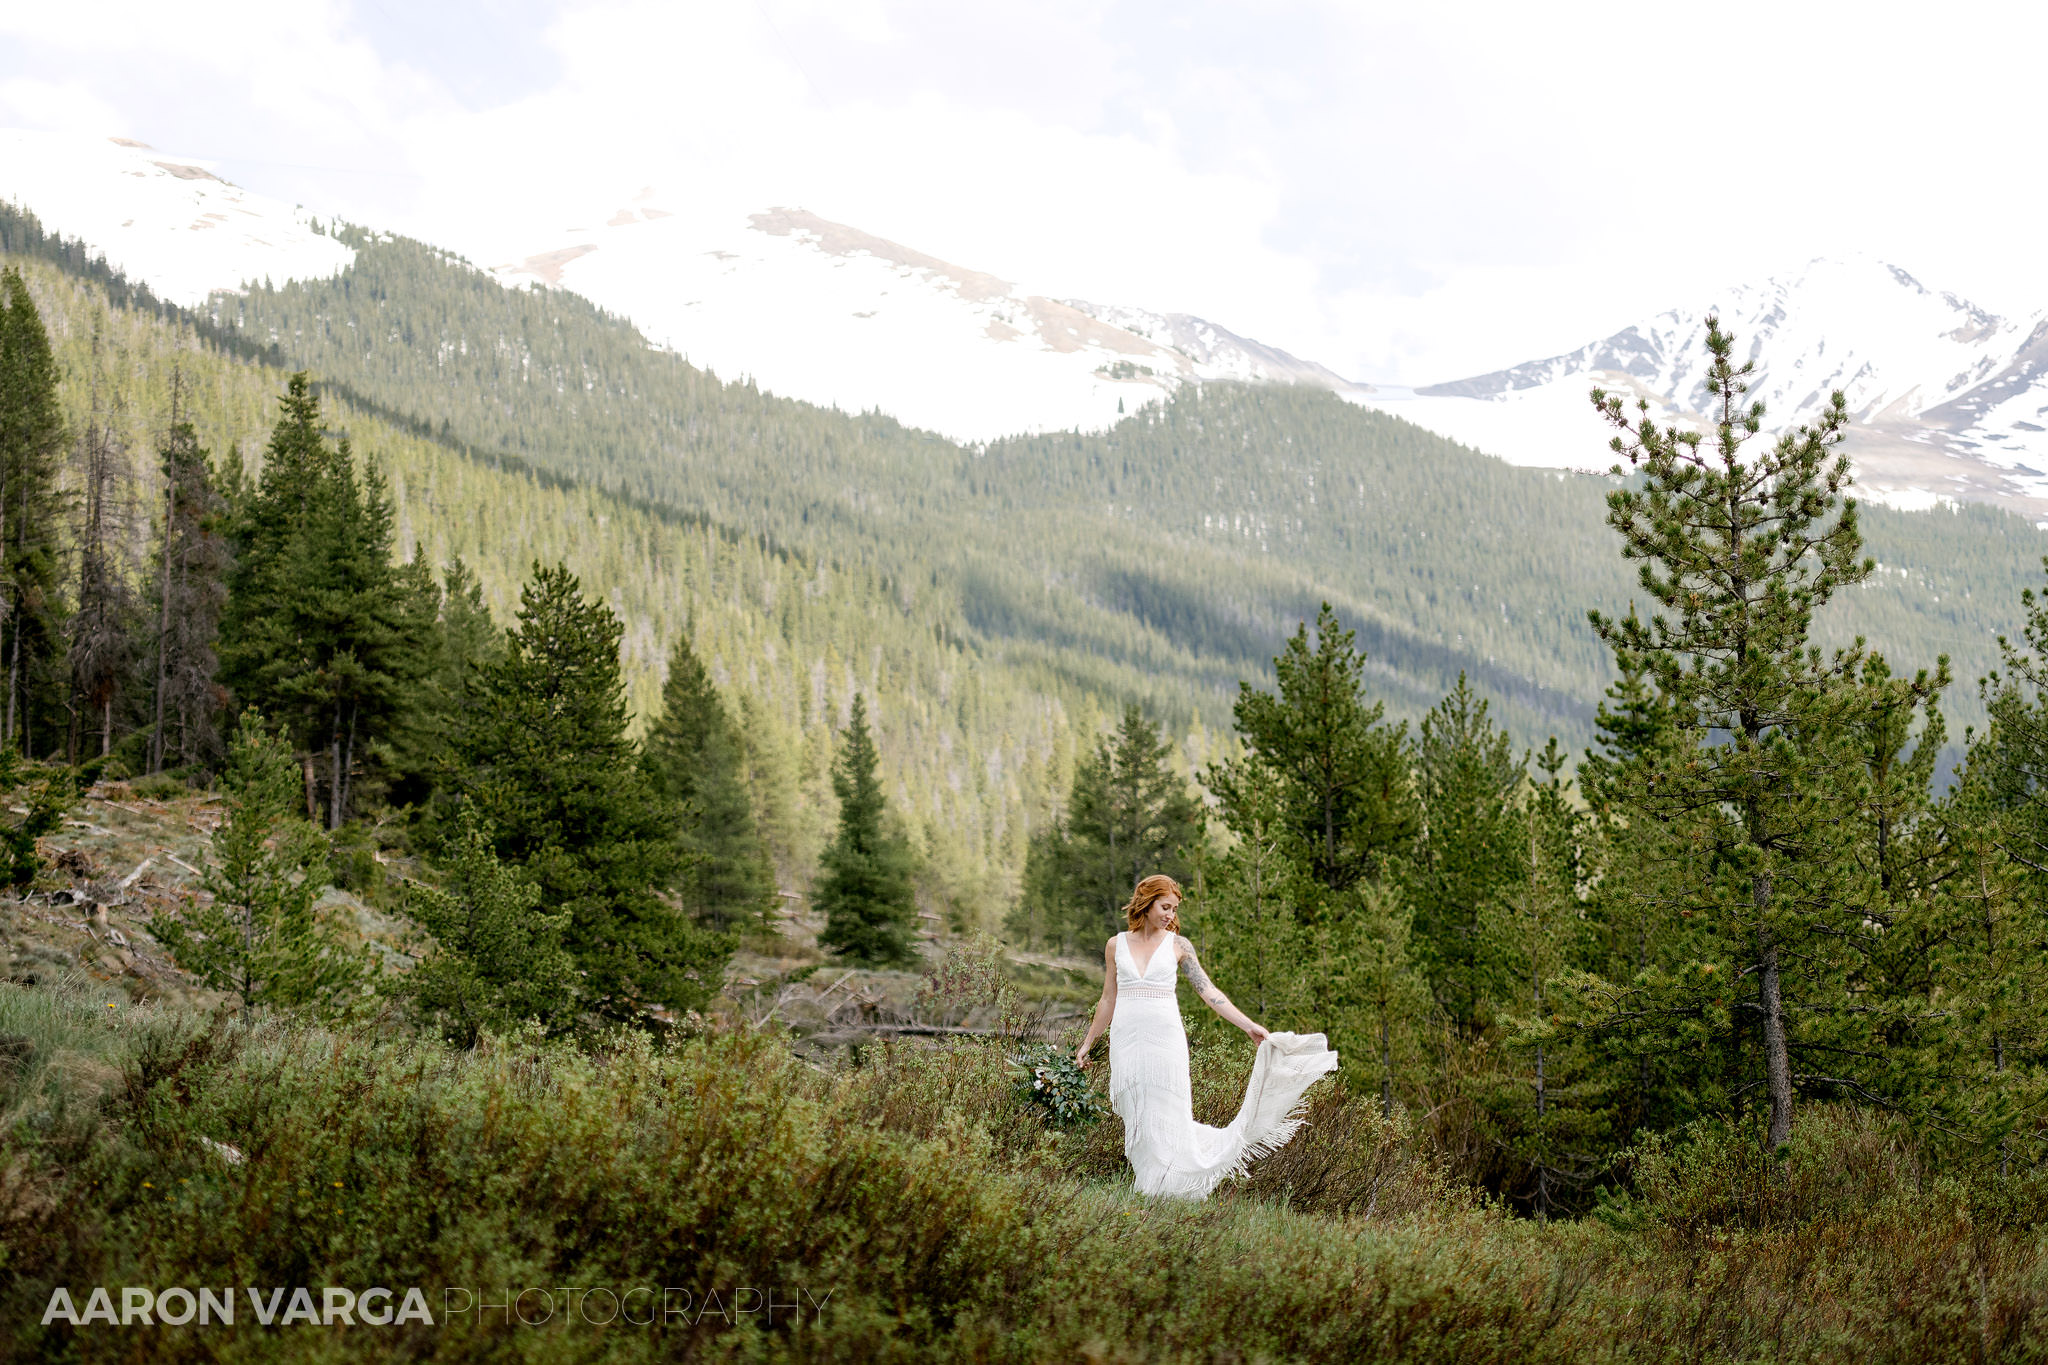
[0,267,68,757]
[220,374,425,825]
[396,798,576,1046]
[153,712,364,1011]
[1406,672,1525,1034]
[1189,756,1305,1024]
[1938,751,2048,1172]
[1192,735,1430,1113]
[1573,632,1701,1139]
[1341,880,1434,1119]
[453,560,727,1024]
[815,692,920,965]
[1937,571,2048,1166]
[1574,316,1886,1148]
[1014,702,1204,948]
[147,374,229,773]
[642,628,777,933]
[1494,739,1611,1215]
[386,554,501,810]
[67,332,139,762]
[0,743,73,890]
[1208,602,1416,901]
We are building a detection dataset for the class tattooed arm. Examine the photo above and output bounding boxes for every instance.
[1176,934,1269,1043]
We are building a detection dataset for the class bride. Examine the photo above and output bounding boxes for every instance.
[1074,874,1340,1200]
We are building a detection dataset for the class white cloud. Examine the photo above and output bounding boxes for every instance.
[4,0,2047,385]
[0,79,126,136]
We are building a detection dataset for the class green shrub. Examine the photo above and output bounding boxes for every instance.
[130,772,189,801]
[4,990,2048,1362]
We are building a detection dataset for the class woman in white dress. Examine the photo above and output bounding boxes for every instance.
[1074,874,1341,1200]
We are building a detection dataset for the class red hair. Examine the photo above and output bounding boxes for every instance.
[1122,874,1183,932]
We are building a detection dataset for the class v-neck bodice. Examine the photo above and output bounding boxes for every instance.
[1118,931,1177,999]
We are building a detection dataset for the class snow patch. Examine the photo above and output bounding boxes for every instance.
[0,129,354,307]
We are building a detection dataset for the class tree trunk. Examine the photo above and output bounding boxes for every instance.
[1379,1014,1392,1118]
[7,599,21,752]
[1757,900,1794,1148]
[328,723,343,830]
[150,477,175,773]
[303,753,318,821]
[340,707,357,825]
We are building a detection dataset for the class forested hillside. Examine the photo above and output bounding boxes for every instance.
[3,204,2042,928]
[5,250,1146,922]
[208,225,2047,750]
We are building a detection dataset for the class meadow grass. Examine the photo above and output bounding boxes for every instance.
[2,978,2046,1362]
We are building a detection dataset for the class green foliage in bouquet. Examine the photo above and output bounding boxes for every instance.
[1008,1041,1108,1130]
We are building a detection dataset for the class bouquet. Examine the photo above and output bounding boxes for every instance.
[1006,1041,1108,1129]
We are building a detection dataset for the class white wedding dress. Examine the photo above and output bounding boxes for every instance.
[1107,930,1341,1200]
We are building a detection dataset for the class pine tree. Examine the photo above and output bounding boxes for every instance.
[1494,739,1611,1215]
[1192,738,1430,1113]
[396,798,576,1046]
[0,742,73,889]
[0,268,69,757]
[67,329,139,763]
[383,554,501,810]
[1572,632,1704,1139]
[642,629,776,932]
[147,374,229,773]
[153,712,364,1011]
[1935,573,2048,1166]
[1406,672,1525,1033]
[815,692,920,965]
[219,374,425,825]
[452,561,727,1024]
[1578,316,1883,1149]
[1208,601,1416,901]
[1340,880,1433,1118]
[1189,755,1304,1023]
[1017,702,1205,948]
[1938,752,2048,1172]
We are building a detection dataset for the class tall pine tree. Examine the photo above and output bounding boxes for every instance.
[1207,601,1416,901]
[641,628,777,933]
[0,268,68,757]
[148,374,229,773]
[1012,701,1204,949]
[815,692,920,965]
[220,374,424,825]
[67,329,139,763]
[1576,316,1883,1149]
[452,561,727,1024]
[1406,672,1525,1034]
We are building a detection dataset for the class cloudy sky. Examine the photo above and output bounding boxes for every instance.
[3,0,2041,384]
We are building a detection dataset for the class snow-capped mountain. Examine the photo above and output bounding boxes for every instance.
[0,129,1363,444]
[490,198,1365,441]
[0,130,353,307]
[10,130,2046,517]
[1360,257,2048,516]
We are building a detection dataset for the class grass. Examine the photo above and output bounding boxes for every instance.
[2,974,2047,1361]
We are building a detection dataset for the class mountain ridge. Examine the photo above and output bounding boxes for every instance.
[1375,257,2048,517]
